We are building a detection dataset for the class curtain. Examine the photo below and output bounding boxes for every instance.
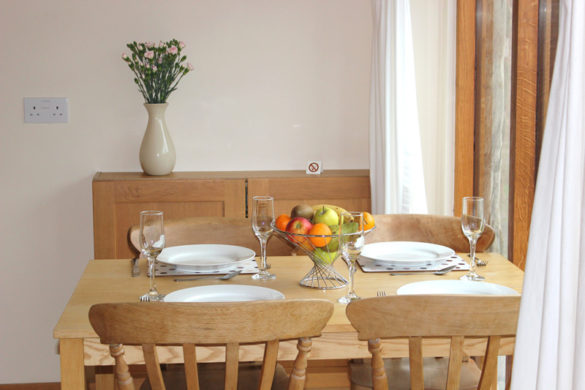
[511,1,585,388]
[369,0,428,214]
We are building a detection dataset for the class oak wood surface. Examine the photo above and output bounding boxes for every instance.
[93,170,370,260]
[54,254,523,390]
[368,214,495,253]
[89,300,333,390]
[346,295,520,390]
[510,0,539,269]
[454,0,477,215]
[128,216,294,257]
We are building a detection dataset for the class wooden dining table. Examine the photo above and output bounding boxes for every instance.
[53,253,523,390]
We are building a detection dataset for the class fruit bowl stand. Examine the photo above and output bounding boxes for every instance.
[272,224,374,290]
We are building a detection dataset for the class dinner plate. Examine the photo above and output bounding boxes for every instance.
[396,280,519,296]
[360,241,455,266]
[164,284,285,302]
[157,244,255,271]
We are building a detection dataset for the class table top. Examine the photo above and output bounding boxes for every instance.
[54,253,523,340]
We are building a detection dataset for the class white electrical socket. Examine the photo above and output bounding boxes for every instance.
[24,97,69,123]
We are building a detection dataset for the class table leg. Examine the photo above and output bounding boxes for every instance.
[59,338,86,390]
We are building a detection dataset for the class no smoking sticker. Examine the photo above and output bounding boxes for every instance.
[306,161,322,175]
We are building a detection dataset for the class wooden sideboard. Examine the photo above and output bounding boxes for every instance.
[92,170,371,259]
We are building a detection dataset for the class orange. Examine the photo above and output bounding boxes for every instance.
[275,214,291,231]
[363,212,375,231]
[308,223,332,247]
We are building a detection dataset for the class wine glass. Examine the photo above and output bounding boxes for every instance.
[251,196,276,280]
[460,197,485,281]
[338,211,365,304]
[139,210,166,301]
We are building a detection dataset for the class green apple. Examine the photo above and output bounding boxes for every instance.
[325,224,340,251]
[314,247,338,265]
[313,206,339,226]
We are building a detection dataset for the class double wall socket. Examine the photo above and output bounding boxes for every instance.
[24,97,69,123]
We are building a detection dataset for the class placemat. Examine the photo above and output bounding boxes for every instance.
[357,254,470,273]
[151,259,259,276]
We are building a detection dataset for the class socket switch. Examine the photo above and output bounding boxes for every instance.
[24,97,69,123]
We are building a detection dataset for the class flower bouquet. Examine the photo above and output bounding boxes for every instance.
[122,39,193,103]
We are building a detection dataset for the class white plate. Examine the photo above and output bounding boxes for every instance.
[157,244,255,271]
[397,280,519,296]
[360,241,455,266]
[164,284,285,302]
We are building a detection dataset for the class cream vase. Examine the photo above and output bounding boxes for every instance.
[139,103,176,176]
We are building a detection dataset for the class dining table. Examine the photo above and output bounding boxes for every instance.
[53,253,523,390]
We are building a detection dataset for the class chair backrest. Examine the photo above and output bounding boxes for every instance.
[128,216,294,257]
[368,214,496,252]
[346,295,520,390]
[89,299,334,390]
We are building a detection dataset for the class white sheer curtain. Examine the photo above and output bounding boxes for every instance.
[369,0,427,214]
[511,1,585,388]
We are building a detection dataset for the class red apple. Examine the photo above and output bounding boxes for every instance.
[286,217,313,250]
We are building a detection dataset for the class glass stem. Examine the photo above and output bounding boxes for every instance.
[469,238,478,274]
[347,261,356,295]
[148,256,158,295]
[259,238,268,273]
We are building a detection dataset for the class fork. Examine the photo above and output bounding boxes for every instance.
[376,290,386,297]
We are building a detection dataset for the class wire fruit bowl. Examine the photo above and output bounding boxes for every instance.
[273,224,375,290]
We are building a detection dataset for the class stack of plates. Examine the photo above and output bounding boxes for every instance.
[157,244,255,273]
[360,241,456,267]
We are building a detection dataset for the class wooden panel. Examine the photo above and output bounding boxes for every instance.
[93,171,371,259]
[248,171,371,216]
[454,0,477,215]
[93,174,246,259]
[510,0,539,269]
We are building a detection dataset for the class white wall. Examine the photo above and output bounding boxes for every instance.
[0,0,372,383]
[0,0,454,384]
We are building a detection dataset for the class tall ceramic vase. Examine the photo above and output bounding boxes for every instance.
[139,103,176,176]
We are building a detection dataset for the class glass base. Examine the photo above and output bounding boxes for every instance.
[252,271,276,281]
[460,272,485,281]
[140,292,165,302]
[338,292,360,304]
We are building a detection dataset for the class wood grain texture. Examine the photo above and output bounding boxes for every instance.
[88,300,333,390]
[93,170,370,259]
[54,254,523,387]
[248,175,371,217]
[454,0,477,215]
[128,216,294,257]
[510,0,539,269]
[368,214,495,253]
[345,295,520,390]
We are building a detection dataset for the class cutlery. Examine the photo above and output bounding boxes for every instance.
[131,257,140,277]
[174,269,242,282]
[376,290,386,297]
[390,264,457,276]
[467,254,487,266]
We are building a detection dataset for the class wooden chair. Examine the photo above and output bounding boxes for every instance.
[128,216,294,257]
[368,214,495,253]
[346,295,521,390]
[89,299,334,390]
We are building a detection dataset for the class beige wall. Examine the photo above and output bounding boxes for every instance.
[0,0,454,384]
[0,0,372,383]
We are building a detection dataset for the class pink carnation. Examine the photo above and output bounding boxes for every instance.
[152,65,157,71]
[121,53,128,60]
[144,51,154,59]
[167,46,178,55]
[179,41,185,49]
[187,63,194,71]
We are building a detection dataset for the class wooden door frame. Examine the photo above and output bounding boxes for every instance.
[454,0,541,269]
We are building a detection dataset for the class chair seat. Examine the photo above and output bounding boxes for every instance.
[140,362,290,390]
[349,357,481,390]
